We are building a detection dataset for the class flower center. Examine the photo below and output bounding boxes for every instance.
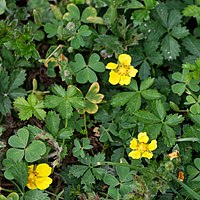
[118,65,128,75]
[138,143,148,152]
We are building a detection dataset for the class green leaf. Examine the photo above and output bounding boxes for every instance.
[144,0,157,9]
[65,3,80,21]
[111,92,133,107]
[103,174,119,186]
[6,192,19,200]
[126,92,141,113]
[25,140,46,162]
[45,111,60,136]
[162,124,176,147]
[78,25,92,37]
[140,77,155,91]
[81,7,97,23]
[182,36,200,57]
[8,70,26,93]
[44,20,59,38]
[167,10,182,29]
[141,89,161,100]
[71,53,86,73]
[88,53,105,72]
[45,84,84,119]
[69,165,88,178]
[161,35,180,61]
[155,3,168,28]
[0,0,6,15]
[194,158,200,171]
[165,114,184,126]
[171,26,189,39]
[8,128,29,149]
[134,110,161,124]
[172,83,186,96]
[183,5,200,24]
[9,161,28,190]
[14,93,46,120]
[138,60,151,80]
[6,148,24,162]
[152,100,166,120]
[24,189,50,200]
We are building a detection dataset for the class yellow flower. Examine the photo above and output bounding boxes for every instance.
[128,132,157,159]
[26,163,53,190]
[106,54,138,85]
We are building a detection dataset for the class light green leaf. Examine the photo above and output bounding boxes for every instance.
[0,0,6,15]
[152,100,166,120]
[162,124,176,147]
[134,110,161,124]
[111,92,133,107]
[6,148,24,162]
[71,53,86,72]
[8,128,29,149]
[140,77,155,91]
[69,165,88,178]
[25,140,46,162]
[24,190,50,200]
[45,111,60,136]
[172,83,186,96]
[103,174,119,186]
[141,89,161,100]
[126,92,141,113]
[165,114,184,126]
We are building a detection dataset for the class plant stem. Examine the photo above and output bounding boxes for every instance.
[44,190,64,199]
[46,45,62,60]
[0,187,17,193]
[83,112,88,137]
[177,137,200,142]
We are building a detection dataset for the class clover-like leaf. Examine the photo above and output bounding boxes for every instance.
[8,128,29,149]
[71,53,105,84]
[25,140,46,162]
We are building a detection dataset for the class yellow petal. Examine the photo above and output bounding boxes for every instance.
[128,150,141,159]
[138,132,149,143]
[109,70,120,85]
[35,177,53,190]
[130,138,138,150]
[148,140,157,151]
[119,75,131,85]
[142,151,153,159]
[36,163,52,177]
[118,54,131,65]
[26,173,37,190]
[106,62,118,69]
[128,66,138,77]
[28,165,34,173]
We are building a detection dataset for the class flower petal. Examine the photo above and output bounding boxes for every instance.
[128,66,138,77]
[128,150,141,159]
[109,70,120,85]
[36,163,52,177]
[119,75,131,85]
[28,165,34,173]
[26,173,37,190]
[35,177,53,190]
[142,151,153,159]
[106,62,118,69]
[130,138,138,150]
[118,54,131,65]
[138,132,149,143]
[148,140,157,151]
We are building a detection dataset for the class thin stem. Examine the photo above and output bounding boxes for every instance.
[83,112,88,137]
[44,190,64,199]
[10,181,23,196]
[177,137,200,142]
[65,118,68,128]
[46,45,63,60]
[0,187,17,193]
[186,87,198,101]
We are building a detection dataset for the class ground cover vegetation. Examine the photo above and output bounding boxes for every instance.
[1,0,200,199]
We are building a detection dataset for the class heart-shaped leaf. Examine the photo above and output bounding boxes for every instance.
[8,128,29,149]
[85,82,104,103]
[6,148,24,162]
[25,140,46,162]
